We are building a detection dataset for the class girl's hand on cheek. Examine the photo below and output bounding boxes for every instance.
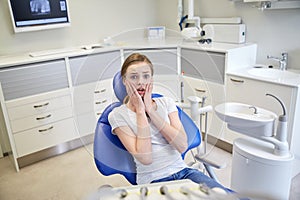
[126,81,145,113]
[144,82,153,113]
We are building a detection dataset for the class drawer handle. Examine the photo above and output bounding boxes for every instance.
[33,102,49,108]
[95,99,107,104]
[230,78,244,83]
[96,112,102,116]
[195,88,206,93]
[94,89,106,93]
[36,114,52,120]
[38,126,54,133]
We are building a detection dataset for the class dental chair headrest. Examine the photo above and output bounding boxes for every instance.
[113,71,127,102]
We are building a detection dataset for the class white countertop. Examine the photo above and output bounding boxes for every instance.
[227,67,300,87]
[0,37,255,68]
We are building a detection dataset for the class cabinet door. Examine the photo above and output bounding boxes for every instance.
[183,76,226,139]
[0,60,68,100]
[226,75,296,144]
[69,50,121,86]
[124,48,178,75]
[181,48,225,84]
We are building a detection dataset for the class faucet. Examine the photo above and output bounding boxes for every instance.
[249,106,258,114]
[267,52,288,71]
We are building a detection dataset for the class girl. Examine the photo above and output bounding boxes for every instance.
[108,53,226,190]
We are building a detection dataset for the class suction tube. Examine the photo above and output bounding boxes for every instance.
[265,93,289,155]
[266,93,286,116]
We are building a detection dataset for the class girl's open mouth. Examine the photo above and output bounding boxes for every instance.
[137,88,145,96]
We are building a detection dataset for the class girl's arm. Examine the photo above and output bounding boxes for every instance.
[113,116,152,165]
[144,83,188,153]
[113,81,153,165]
[148,110,188,154]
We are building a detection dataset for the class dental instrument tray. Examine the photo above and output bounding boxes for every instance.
[89,179,249,200]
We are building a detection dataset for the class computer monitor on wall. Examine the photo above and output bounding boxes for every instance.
[8,0,71,33]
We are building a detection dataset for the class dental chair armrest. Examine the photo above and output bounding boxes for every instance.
[194,154,226,169]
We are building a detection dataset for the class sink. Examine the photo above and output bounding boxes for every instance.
[247,68,300,80]
[215,102,277,137]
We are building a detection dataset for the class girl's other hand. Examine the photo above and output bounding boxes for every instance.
[144,82,154,114]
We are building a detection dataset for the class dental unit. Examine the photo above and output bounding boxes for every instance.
[215,93,294,199]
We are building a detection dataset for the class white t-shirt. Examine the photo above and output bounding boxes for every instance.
[108,97,187,184]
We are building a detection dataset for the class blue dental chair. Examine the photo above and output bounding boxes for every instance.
[93,72,218,185]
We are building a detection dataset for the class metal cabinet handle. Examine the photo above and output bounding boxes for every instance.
[94,89,106,93]
[195,88,206,93]
[230,78,244,83]
[95,99,107,104]
[36,114,52,120]
[38,126,54,133]
[33,102,49,108]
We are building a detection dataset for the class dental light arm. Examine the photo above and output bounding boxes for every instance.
[179,0,202,38]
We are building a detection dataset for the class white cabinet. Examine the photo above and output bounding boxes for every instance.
[179,44,257,147]
[72,79,117,137]
[0,43,257,171]
[183,76,226,139]
[180,48,228,141]
[69,50,121,137]
[226,74,300,177]
[0,59,77,170]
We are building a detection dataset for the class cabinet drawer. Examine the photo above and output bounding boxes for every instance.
[94,79,114,99]
[0,60,68,100]
[124,48,178,75]
[7,95,72,121]
[226,75,294,115]
[69,50,121,86]
[14,118,77,157]
[75,94,112,116]
[73,79,114,103]
[73,80,115,115]
[10,106,73,133]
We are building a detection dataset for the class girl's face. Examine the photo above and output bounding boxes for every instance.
[124,62,152,97]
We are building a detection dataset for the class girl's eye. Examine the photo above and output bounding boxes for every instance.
[143,74,150,79]
[130,75,138,80]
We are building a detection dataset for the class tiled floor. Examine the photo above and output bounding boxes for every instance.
[0,144,299,200]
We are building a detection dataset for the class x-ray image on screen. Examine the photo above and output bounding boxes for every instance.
[30,0,51,15]
[9,0,70,32]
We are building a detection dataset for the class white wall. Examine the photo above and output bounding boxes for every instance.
[0,0,159,55]
[157,0,300,70]
[1,0,299,69]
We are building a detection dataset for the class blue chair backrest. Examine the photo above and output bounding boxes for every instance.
[94,72,201,185]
